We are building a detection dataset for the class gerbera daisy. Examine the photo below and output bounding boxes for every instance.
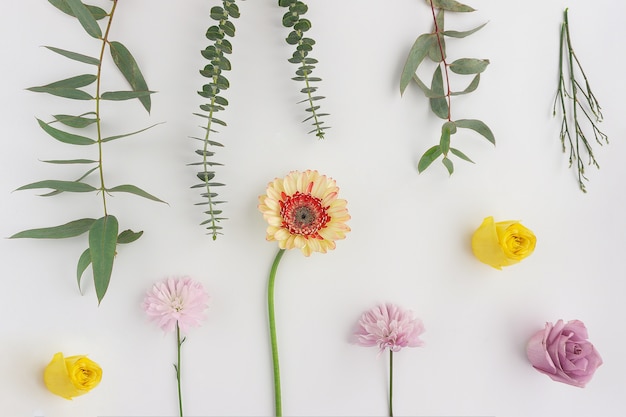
[258,170,350,256]
[259,170,350,416]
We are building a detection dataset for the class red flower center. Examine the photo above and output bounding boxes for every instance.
[280,191,330,238]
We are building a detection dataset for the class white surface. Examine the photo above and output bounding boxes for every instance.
[1,0,625,416]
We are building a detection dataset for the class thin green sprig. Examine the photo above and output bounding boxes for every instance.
[11,0,163,304]
[400,0,494,175]
[267,248,286,416]
[193,1,240,238]
[553,8,608,193]
[278,0,330,139]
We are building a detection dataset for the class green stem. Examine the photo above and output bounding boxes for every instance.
[389,350,394,417]
[268,248,286,416]
[94,0,118,216]
[176,322,184,417]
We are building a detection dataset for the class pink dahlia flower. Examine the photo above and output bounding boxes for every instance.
[142,277,209,334]
[526,319,602,388]
[353,303,425,355]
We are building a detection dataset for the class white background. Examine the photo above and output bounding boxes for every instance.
[1,0,625,416]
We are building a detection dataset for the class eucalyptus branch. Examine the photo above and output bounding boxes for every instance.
[193,0,240,239]
[278,0,329,139]
[553,8,608,193]
[11,0,163,304]
[400,0,494,175]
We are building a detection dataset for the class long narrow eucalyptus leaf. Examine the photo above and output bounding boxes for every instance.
[44,46,100,65]
[427,0,475,13]
[27,87,92,100]
[450,74,480,96]
[65,0,102,39]
[107,184,166,203]
[450,147,474,163]
[455,119,495,145]
[418,145,443,173]
[16,179,96,193]
[100,123,163,143]
[10,218,96,239]
[117,229,143,244]
[100,90,155,101]
[48,0,108,20]
[52,113,98,128]
[29,74,97,89]
[42,159,98,164]
[37,119,95,145]
[89,215,119,304]
[76,248,91,293]
[449,58,490,75]
[429,66,449,119]
[109,41,151,113]
[442,22,488,38]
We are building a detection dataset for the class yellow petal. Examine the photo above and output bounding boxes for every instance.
[471,216,512,270]
[44,353,81,400]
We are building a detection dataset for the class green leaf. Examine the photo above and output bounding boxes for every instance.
[42,159,97,164]
[450,74,480,96]
[442,156,454,175]
[89,215,119,304]
[440,122,454,154]
[34,74,97,89]
[429,66,449,119]
[76,248,91,293]
[107,184,166,203]
[417,145,443,173]
[411,74,435,97]
[400,33,436,95]
[65,0,102,38]
[450,147,475,163]
[37,118,95,145]
[455,119,495,145]
[428,10,445,62]
[52,113,98,128]
[10,218,96,239]
[100,90,155,101]
[109,41,151,113]
[100,123,162,143]
[16,180,96,193]
[442,22,488,38]
[27,87,92,100]
[27,74,96,100]
[117,229,143,244]
[44,46,100,65]
[426,0,475,13]
[48,0,108,20]
[449,58,490,75]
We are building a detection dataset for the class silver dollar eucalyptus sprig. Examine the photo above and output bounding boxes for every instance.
[278,0,330,139]
[11,0,164,304]
[400,0,494,175]
[553,8,608,193]
[192,0,241,239]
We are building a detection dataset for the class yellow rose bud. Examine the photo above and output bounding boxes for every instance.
[43,352,102,399]
[471,216,536,270]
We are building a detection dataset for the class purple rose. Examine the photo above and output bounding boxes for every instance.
[526,319,602,387]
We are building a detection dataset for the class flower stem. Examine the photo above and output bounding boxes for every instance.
[389,350,394,417]
[268,248,286,416]
[176,322,184,417]
[94,0,118,216]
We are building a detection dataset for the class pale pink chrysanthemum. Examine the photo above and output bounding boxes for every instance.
[353,303,425,355]
[142,277,209,334]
